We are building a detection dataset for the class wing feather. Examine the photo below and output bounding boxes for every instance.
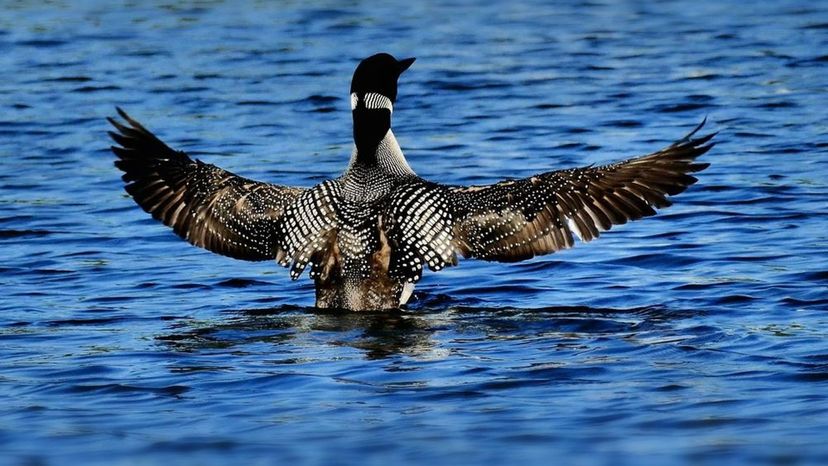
[108,107,304,261]
[447,121,715,262]
[380,121,715,268]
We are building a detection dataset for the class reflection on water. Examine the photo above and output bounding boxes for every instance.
[159,306,438,359]
[157,303,686,360]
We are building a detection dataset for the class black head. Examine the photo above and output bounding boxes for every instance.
[350,53,415,105]
[350,53,415,157]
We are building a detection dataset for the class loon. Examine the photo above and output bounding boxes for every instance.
[108,53,714,311]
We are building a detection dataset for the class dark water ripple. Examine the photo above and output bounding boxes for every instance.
[2,1,828,465]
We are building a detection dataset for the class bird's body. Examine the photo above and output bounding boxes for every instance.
[301,130,419,309]
[108,53,714,311]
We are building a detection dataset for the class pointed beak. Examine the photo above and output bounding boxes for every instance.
[397,57,416,75]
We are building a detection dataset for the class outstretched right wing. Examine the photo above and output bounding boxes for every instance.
[108,107,304,261]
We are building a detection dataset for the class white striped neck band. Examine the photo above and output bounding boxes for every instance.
[351,92,393,113]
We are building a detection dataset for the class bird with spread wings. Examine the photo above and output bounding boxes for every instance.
[109,110,712,291]
[108,54,714,310]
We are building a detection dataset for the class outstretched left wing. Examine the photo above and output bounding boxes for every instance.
[108,107,304,261]
[384,121,714,282]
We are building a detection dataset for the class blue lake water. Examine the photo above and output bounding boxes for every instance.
[1,1,827,465]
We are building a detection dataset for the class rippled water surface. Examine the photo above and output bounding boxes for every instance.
[2,1,827,465]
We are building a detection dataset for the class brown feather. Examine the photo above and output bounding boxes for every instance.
[108,108,304,262]
[445,121,715,262]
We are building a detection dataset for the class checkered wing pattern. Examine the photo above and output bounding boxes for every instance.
[385,180,457,283]
[382,122,713,280]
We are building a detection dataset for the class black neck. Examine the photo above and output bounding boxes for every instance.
[352,109,391,162]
